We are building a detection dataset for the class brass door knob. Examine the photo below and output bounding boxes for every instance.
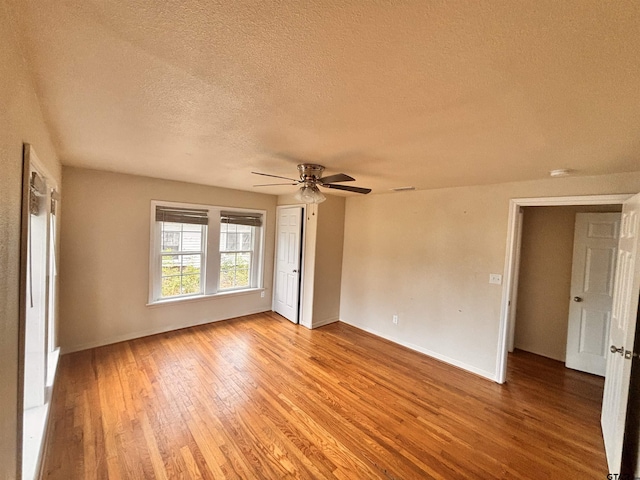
[611,345,624,355]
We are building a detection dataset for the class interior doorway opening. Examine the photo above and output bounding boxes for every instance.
[508,205,622,375]
[497,192,640,475]
[497,194,632,383]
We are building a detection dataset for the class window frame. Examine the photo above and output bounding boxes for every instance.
[219,221,259,292]
[159,220,207,298]
[148,200,266,305]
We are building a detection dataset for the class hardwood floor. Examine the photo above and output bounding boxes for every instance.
[43,312,607,479]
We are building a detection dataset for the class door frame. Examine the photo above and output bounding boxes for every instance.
[495,194,633,384]
[272,204,306,324]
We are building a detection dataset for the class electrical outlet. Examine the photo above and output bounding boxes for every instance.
[489,274,502,285]
[392,314,398,325]
[260,291,265,298]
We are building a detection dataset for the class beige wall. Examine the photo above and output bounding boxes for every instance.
[59,167,277,352]
[0,1,61,477]
[276,195,346,328]
[514,205,621,361]
[312,195,346,327]
[340,172,640,380]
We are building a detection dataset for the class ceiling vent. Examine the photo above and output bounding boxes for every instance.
[549,169,572,177]
[391,186,416,192]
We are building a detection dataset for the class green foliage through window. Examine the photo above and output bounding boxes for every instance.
[161,260,201,297]
[220,253,250,289]
[159,221,204,298]
[219,222,255,290]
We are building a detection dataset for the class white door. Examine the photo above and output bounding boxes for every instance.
[274,206,303,323]
[565,213,621,376]
[601,192,640,473]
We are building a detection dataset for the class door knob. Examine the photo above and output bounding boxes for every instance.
[292,269,298,273]
[610,345,624,355]
[573,296,583,302]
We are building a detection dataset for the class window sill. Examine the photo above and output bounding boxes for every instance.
[146,288,265,308]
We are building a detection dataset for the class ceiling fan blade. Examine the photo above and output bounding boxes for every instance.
[253,182,299,187]
[322,184,372,194]
[318,173,355,184]
[251,171,300,182]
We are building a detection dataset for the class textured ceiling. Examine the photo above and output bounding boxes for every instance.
[10,0,640,195]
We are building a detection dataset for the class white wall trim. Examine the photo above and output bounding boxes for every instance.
[61,308,271,354]
[506,209,523,353]
[300,204,318,329]
[495,193,634,384]
[311,317,339,328]
[506,194,633,206]
[146,287,265,308]
[25,143,57,187]
[340,319,496,381]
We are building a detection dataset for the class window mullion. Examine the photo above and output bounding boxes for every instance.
[205,208,221,294]
[199,224,207,295]
[154,219,163,301]
[251,227,259,288]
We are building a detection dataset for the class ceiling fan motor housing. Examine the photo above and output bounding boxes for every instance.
[297,164,325,185]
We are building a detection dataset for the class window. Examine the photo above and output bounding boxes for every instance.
[219,211,262,291]
[150,202,265,304]
[220,222,251,289]
[159,213,206,297]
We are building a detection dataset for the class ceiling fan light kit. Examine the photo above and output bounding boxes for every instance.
[294,185,326,204]
[252,162,371,204]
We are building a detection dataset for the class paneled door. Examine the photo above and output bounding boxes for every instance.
[274,206,303,323]
[565,213,621,376]
[601,192,640,473]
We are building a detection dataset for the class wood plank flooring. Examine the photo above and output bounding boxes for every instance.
[43,312,607,479]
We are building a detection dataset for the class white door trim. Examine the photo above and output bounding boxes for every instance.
[495,194,634,384]
[507,209,523,352]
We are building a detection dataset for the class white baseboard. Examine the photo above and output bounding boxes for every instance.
[311,316,339,329]
[61,312,496,382]
[339,319,497,382]
[61,308,270,354]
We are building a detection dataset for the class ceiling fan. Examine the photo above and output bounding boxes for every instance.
[252,164,371,204]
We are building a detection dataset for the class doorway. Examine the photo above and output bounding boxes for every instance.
[497,193,640,474]
[497,194,632,382]
[509,206,621,375]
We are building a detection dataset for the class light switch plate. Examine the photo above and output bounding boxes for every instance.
[489,274,502,285]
